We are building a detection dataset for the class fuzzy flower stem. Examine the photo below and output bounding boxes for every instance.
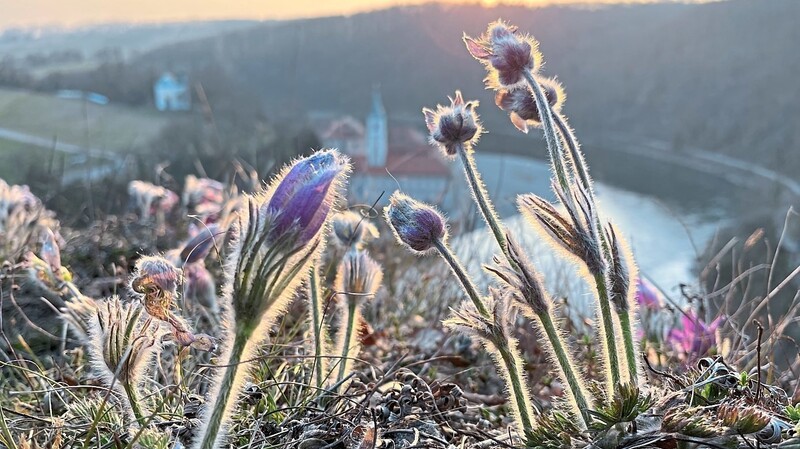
[122,381,147,427]
[535,310,592,427]
[335,296,360,387]
[522,70,572,203]
[554,109,638,385]
[524,68,623,392]
[308,266,328,390]
[455,143,508,253]
[432,239,490,318]
[553,112,591,195]
[456,135,594,423]
[595,273,621,389]
[494,339,537,442]
[618,310,638,382]
[196,330,249,449]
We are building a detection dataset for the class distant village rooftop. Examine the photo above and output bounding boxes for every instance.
[311,87,454,207]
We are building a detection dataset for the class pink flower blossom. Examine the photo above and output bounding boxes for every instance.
[668,311,724,359]
[635,277,663,310]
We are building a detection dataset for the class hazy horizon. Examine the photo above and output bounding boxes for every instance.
[0,0,717,31]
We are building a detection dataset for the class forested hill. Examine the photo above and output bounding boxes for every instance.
[85,0,800,174]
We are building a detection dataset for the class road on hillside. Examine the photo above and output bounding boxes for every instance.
[0,126,123,184]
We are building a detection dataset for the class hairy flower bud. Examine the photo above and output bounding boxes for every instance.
[334,250,383,299]
[384,192,447,254]
[331,210,379,249]
[266,150,349,246]
[484,233,548,316]
[178,224,221,266]
[88,297,160,391]
[495,77,564,133]
[464,20,542,88]
[423,91,482,156]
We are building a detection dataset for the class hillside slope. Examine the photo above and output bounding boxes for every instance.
[81,0,800,174]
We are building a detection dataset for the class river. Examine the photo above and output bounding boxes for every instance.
[449,152,735,311]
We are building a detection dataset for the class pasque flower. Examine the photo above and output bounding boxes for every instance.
[87,297,161,425]
[331,210,379,249]
[668,311,724,359]
[183,262,219,315]
[333,249,383,387]
[266,150,349,246]
[423,91,482,156]
[195,149,350,449]
[495,77,564,133]
[384,192,447,254]
[635,276,663,310]
[464,20,542,88]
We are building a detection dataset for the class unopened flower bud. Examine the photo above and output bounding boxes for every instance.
[423,91,482,156]
[384,192,447,254]
[178,224,221,266]
[334,250,383,299]
[464,20,542,88]
[495,77,564,133]
[266,149,350,246]
[331,210,379,249]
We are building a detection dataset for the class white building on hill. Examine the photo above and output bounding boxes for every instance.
[154,72,191,112]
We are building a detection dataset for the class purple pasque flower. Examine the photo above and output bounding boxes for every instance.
[495,77,564,133]
[178,224,222,266]
[635,277,663,310]
[464,20,542,88]
[384,192,447,254]
[668,310,724,359]
[266,149,350,246]
[423,91,482,156]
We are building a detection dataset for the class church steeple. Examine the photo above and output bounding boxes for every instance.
[366,85,388,168]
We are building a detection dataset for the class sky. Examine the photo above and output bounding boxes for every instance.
[0,0,692,30]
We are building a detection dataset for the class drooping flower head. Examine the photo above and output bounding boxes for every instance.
[668,311,724,360]
[331,210,379,249]
[384,192,447,255]
[130,256,183,322]
[422,91,482,156]
[495,77,564,133]
[464,20,543,89]
[266,150,350,246]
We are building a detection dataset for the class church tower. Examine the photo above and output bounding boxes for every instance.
[366,85,388,168]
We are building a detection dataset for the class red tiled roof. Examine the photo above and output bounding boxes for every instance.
[351,148,450,177]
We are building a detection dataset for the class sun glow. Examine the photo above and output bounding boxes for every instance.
[0,0,709,30]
